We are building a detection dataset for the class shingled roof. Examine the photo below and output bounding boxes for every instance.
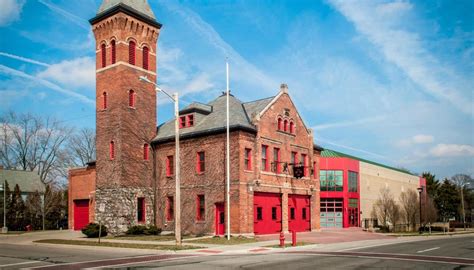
[0,168,45,193]
[152,93,275,144]
[98,0,156,19]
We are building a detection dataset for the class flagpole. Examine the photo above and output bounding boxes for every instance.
[226,59,231,240]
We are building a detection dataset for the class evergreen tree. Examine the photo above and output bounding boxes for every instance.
[0,181,11,228]
[435,179,460,222]
[422,172,439,197]
[25,191,42,230]
[8,184,26,230]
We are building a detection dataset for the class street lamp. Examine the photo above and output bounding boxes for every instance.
[139,75,181,246]
[0,180,6,233]
[417,186,423,233]
[460,182,470,231]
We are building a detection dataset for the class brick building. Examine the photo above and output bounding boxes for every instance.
[68,0,322,235]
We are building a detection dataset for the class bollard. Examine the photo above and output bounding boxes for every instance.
[279,231,285,248]
[292,230,296,247]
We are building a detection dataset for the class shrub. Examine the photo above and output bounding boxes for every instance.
[126,225,162,235]
[81,223,108,238]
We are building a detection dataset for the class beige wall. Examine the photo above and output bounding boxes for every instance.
[359,162,419,222]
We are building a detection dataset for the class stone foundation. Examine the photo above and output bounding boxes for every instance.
[95,187,155,234]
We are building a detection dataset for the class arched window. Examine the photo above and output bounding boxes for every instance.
[277,118,282,130]
[111,40,116,64]
[129,90,135,107]
[143,143,149,160]
[102,92,107,109]
[142,46,149,70]
[129,40,136,65]
[289,121,294,133]
[101,43,106,68]
[283,120,288,132]
[109,141,115,160]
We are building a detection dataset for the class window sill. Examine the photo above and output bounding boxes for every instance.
[195,220,205,224]
[244,170,253,173]
[196,172,205,175]
[129,106,136,110]
[276,130,296,136]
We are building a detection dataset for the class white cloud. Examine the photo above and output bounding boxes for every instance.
[38,0,89,30]
[397,134,434,147]
[0,0,24,26]
[329,0,473,115]
[313,115,386,131]
[183,73,214,94]
[430,144,474,157]
[0,64,94,106]
[0,52,50,67]
[37,57,95,89]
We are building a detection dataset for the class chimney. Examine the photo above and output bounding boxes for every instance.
[280,83,288,93]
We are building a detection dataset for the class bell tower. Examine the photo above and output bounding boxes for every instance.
[90,0,161,233]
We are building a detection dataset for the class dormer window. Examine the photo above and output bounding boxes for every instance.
[179,114,194,128]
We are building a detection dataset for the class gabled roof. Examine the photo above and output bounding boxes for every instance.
[0,169,45,193]
[153,93,274,144]
[321,148,416,176]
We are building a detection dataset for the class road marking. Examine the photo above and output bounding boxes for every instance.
[0,261,40,267]
[417,247,440,253]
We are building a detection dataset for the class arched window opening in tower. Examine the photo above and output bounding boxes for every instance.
[129,40,136,65]
[101,43,106,68]
[129,90,135,108]
[111,40,116,64]
[142,46,149,70]
[102,92,107,110]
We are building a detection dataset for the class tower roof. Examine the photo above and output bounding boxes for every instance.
[98,0,155,19]
[91,0,161,28]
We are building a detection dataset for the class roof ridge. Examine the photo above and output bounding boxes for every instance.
[242,95,275,104]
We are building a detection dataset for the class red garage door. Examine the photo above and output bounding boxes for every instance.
[74,199,89,230]
[254,192,281,234]
[288,194,310,232]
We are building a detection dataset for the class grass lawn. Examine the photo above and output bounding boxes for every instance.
[106,235,178,241]
[0,231,26,235]
[34,239,202,251]
[266,242,312,248]
[187,236,257,245]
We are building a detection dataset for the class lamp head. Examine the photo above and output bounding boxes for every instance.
[139,75,152,83]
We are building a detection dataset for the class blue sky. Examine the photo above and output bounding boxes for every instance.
[0,0,472,179]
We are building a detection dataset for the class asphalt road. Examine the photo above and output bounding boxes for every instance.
[104,235,474,270]
[0,235,472,269]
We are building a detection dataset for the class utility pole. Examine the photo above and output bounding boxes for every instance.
[417,186,423,233]
[460,184,466,231]
[174,92,182,246]
[225,59,231,240]
[1,180,6,233]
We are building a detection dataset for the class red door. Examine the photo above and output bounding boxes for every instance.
[288,194,310,232]
[73,199,89,230]
[254,192,282,234]
[215,203,225,235]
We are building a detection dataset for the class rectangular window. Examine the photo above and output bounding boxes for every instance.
[187,114,194,127]
[302,208,307,220]
[261,145,269,171]
[166,196,174,221]
[313,161,317,178]
[244,148,252,170]
[301,154,308,176]
[273,148,281,173]
[291,151,298,165]
[196,195,205,221]
[166,155,174,176]
[143,144,149,160]
[257,207,263,220]
[320,170,344,191]
[137,197,145,222]
[348,171,358,192]
[290,207,295,220]
[142,47,149,70]
[109,141,115,160]
[196,151,205,173]
[349,198,358,208]
[272,207,277,220]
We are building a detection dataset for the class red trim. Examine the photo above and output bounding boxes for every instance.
[196,194,205,221]
[129,41,136,65]
[187,114,194,127]
[143,143,149,160]
[109,141,115,160]
[166,196,174,221]
[142,46,149,70]
[101,43,106,68]
[261,145,269,171]
[129,90,135,107]
[111,40,116,64]
[196,151,205,173]
[166,155,173,176]
[137,197,145,223]
[245,148,252,170]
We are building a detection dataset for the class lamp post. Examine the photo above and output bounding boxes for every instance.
[460,182,469,231]
[417,187,423,233]
[139,76,181,246]
[0,180,7,233]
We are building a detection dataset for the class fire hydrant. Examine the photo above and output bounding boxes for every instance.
[279,231,285,248]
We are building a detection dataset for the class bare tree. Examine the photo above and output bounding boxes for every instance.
[387,199,401,232]
[68,128,96,167]
[450,174,472,230]
[424,195,438,233]
[372,187,395,231]
[0,112,73,185]
[400,189,419,231]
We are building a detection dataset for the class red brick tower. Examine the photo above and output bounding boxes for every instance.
[90,0,161,233]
